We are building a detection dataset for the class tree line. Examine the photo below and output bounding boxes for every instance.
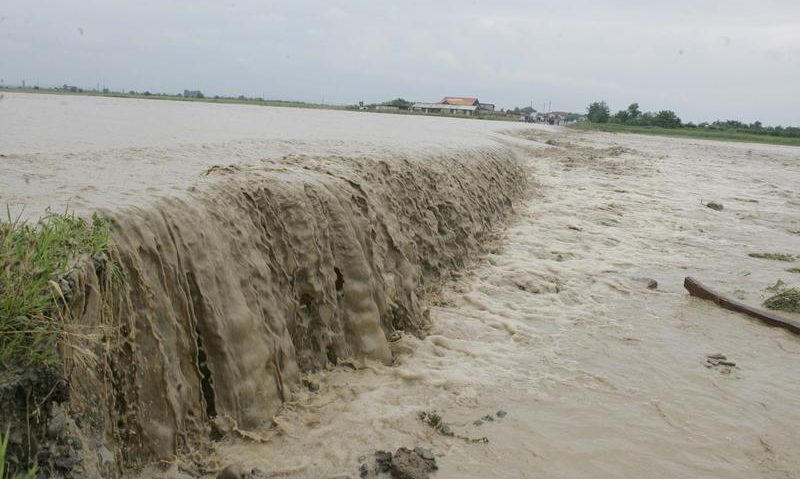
[586,101,800,138]
[587,101,681,128]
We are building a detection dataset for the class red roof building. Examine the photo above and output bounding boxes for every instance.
[440,96,480,106]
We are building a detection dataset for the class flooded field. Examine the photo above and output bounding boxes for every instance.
[2,93,799,479]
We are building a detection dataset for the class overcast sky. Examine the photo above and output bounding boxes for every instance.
[1,1,799,124]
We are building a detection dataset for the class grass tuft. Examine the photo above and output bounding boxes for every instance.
[787,268,800,274]
[569,122,800,147]
[0,210,112,369]
[1,429,37,479]
[763,288,800,314]
[748,252,796,262]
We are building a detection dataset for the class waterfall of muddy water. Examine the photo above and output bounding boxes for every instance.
[0,93,530,476]
[133,131,798,479]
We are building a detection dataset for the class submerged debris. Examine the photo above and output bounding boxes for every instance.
[634,277,659,290]
[684,276,800,335]
[705,353,737,373]
[302,378,320,392]
[705,201,724,211]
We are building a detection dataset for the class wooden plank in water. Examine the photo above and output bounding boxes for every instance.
[684,276,800,335]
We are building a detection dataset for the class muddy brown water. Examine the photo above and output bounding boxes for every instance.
[2,93,800,478]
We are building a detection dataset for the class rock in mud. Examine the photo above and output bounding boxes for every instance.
[217,464,266,479]
[633,277,658,290]
[706,201,724,211]
[390,447,437,479]
[496,410,507,418]
[218,465,245,479]
[375,450,393,473]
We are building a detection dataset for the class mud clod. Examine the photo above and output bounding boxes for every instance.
[302,379,320,392]
[390,447,437,479]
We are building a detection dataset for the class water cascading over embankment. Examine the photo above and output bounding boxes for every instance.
[61,147,526,475]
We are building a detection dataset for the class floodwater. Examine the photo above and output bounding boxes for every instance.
[0,92,525,219]
[2,93,800,478]
[194,131,800,479]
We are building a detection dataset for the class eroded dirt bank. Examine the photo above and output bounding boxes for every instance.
[57,148,526,477]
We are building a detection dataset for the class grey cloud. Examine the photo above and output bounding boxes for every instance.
[1,0,798,124]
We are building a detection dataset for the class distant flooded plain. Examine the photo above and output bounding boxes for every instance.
[0,92,525,219]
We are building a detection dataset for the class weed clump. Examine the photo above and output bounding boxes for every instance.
[748,252,796,262]
[0,211,112,369]
[763,288,800,314]
[418,410,488,444]
[786,268,800,274]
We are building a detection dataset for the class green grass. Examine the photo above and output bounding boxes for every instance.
[748,252,797,262]
[787,268,800,274]
[1,430,36,479]
[0,211,111,369]
[763,288,800,313]
[570,122,800,147]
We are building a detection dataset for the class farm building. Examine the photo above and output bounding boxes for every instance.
[411,96,495,116]
[411,102,478,115]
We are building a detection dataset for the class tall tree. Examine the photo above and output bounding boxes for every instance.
[587,101,610,123]
[653,110,682,128]
[626,103,641,119]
